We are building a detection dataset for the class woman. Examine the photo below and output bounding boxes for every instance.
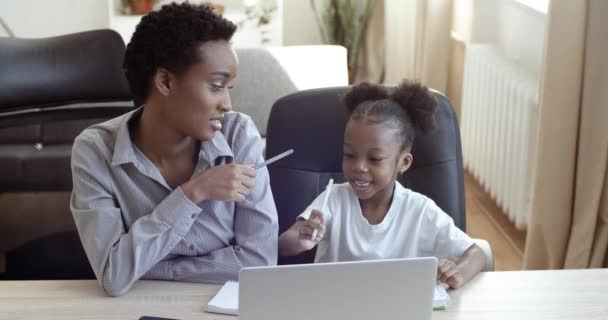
[70,3,277,297]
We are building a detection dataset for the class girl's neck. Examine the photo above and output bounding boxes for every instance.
[359,181,396,225]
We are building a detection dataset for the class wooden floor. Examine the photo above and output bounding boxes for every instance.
[464,172,526,271]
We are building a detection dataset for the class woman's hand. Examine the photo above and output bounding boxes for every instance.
[182,163,256,203]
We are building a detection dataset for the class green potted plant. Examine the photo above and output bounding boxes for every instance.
[310,0,374,83]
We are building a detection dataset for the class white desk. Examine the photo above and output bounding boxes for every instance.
[1,269,607,320]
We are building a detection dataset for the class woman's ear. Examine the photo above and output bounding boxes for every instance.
[153,68,172,96]
[399,152,413,175]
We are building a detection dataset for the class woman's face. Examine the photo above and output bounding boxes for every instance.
[162,40,238,141]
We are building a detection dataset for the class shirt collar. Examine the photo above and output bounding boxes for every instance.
[199,128,234,165]
[111,108,141,167]
[111,108,234,167]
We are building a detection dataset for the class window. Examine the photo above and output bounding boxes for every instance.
[513,0,549,14]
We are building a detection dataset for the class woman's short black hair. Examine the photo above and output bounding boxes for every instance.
[343,80,438,151]
[123,2,237,101]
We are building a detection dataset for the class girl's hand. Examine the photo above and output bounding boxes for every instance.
[295,210,326,250]
[437,258,465,289]
[278,210,327,257]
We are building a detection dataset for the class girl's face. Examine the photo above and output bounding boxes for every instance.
[160,40,238,141]
[342,118,412,204]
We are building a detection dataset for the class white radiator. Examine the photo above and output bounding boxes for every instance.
[460,45,539,230]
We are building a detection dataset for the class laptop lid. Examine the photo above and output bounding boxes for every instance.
[239,257,437,320]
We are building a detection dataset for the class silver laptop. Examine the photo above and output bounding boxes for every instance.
[239,257,437,320]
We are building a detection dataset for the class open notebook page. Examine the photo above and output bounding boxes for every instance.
[206,281,239,315]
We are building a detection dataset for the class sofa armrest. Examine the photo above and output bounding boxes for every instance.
[473,238,494,272]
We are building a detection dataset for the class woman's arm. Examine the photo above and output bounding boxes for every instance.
[71,132,202,297]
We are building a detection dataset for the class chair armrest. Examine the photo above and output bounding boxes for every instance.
[472,238,494,272]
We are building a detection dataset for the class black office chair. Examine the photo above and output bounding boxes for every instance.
[266,87,493,269]
[0,29,134,279]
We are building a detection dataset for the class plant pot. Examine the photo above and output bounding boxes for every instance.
[127,0,154,15]
[348,68,358,84]
[210,4,225,15]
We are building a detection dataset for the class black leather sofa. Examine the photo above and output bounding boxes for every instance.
[0,29,134,279]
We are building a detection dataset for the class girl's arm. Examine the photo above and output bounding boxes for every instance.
[278,210,325,256]
[438,244,486,289]
[278,220,306,256]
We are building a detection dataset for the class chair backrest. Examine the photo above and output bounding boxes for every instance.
[0,29,133,280]
[265,87,466,265]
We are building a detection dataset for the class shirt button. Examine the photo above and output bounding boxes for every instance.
[191,213,197,219]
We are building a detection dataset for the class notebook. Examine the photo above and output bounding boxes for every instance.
[206,281,450,316]
[206,280,239,315]
[433,284,450,310]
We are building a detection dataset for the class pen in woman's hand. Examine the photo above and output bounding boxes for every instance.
[254,149,294,169]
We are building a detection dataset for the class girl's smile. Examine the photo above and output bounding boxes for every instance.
[342,118,411,212]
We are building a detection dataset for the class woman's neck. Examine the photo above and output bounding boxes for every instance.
[131,103,197,164]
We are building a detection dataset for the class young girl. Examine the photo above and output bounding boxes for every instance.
[278,81,486,289]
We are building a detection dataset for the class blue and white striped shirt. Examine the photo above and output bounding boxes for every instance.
[70,109,278,296]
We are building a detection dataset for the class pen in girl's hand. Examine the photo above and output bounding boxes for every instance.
[311,178,333,240]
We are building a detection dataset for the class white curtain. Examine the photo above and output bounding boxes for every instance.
[524,0,608,269]
[356,0,385,83]
[383,0,452,92]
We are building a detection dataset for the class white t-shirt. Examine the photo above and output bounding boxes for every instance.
[299,182,474,263]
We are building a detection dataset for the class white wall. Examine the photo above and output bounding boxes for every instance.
[453,0,500,43]
[0,0,109,38]
[453,0,546,75]
[282,0,322,45]
[0,0,318,46]
[453,0,473,40]
[497,0,546,75]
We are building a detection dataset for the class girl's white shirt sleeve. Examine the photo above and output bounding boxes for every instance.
[417,197,475,261]
[297,188,334,224]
